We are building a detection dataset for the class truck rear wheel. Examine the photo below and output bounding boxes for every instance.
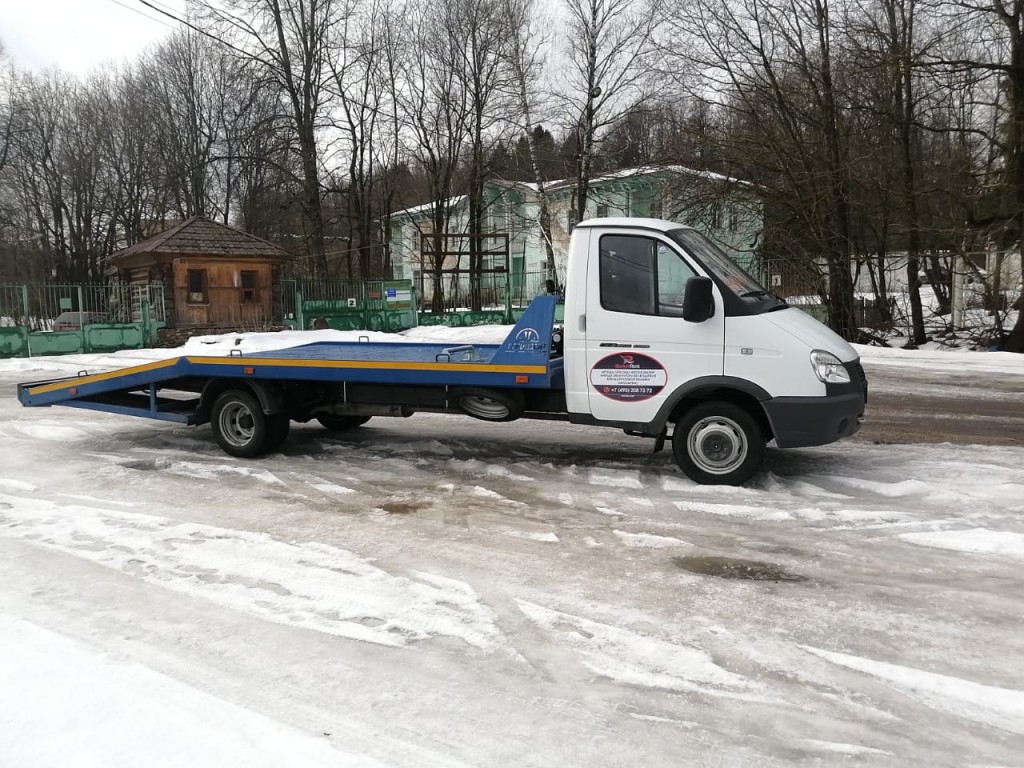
[672,401,764,486]
[316,414,371,431]
[212,389,271,458]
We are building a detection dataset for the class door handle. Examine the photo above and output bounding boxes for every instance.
[578,314,586,332]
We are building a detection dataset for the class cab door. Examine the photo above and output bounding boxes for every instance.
[582,231,725,423]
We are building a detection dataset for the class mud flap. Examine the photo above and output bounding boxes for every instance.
[652,427,668,454]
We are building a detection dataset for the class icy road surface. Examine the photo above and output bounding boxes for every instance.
[1,348,1023,766]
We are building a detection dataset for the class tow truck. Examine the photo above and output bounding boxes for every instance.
[18,219,867,485]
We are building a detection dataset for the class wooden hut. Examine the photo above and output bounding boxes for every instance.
[108,217,291,330]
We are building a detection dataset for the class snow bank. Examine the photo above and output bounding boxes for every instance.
[854,343,1024,374]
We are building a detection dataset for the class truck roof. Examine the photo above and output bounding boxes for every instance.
[573,217,694,233]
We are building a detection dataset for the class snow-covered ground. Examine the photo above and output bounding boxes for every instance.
[1,328,1023,767]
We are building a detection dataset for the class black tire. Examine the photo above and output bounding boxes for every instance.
[672,400,765,486]
[315,414,371,431]
[265,414,291,451]
[211,389,270,458]
[451,388,524,422]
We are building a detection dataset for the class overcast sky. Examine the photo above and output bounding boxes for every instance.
[1,0,186,76]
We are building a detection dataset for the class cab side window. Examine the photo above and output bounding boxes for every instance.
[656,242,697,316]
[599,235,696,316]
[599,235,655,314]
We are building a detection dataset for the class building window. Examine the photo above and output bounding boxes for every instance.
[596,204,609,218]
[708,202,724,230]
[187,269,207,304]
[240,270,258,303]
[727,205,740,233]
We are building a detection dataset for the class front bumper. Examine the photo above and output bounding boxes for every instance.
[762,360,867,449]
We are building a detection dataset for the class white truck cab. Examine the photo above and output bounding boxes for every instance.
[563,218,866,485]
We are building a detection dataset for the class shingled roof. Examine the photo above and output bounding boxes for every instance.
[109,216,290,265]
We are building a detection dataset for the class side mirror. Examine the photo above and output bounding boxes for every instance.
[682,277,714,323]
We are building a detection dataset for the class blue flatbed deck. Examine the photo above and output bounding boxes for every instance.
[17,296,563,422]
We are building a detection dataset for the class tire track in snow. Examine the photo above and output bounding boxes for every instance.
[0,493,508,652]
[802,645,1024,736]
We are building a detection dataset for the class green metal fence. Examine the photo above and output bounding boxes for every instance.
[414,270,562,327]
[0,283,165,358]
[282,278,418,332]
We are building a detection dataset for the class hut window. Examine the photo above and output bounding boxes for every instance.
[187,269,207,303]
[240,270,258,303]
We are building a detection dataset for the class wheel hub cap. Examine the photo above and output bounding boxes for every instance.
[220,402,255,447]
[688,416,747,475]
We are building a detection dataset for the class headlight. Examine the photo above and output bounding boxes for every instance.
[810,350,851,384]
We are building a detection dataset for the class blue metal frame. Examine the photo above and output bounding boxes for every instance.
[18,296,564,422]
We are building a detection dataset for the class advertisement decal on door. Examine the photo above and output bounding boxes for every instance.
[590,353,667,402]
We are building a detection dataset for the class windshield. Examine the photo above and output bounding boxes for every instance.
[667,229,766,297]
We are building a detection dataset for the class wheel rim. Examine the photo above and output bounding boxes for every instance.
[219,401,256,447]
[687,416,748,475]
[460,395,510,420]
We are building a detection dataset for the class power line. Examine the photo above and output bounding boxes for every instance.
[143,0,185,14]
[108,0,178,30]
[133,0,274,69]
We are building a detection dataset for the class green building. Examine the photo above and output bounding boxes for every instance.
[389,165,763,308]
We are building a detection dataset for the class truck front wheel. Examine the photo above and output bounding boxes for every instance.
[672,401,764,486]
[212,389,271,458]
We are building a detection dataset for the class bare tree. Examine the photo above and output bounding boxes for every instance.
[504,0,559,282]
[932,0,1024,350]
[561,0,657,223]
[449,0,518,310]
[667,0,861,338]
[143,32,222,219]
[845,0,944,343]
[94,66,159,247]
[396,0,473,311]
[6,72,121,281]
[0,42,12,175]
[326,0,406,278]
[196,0,339,277]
